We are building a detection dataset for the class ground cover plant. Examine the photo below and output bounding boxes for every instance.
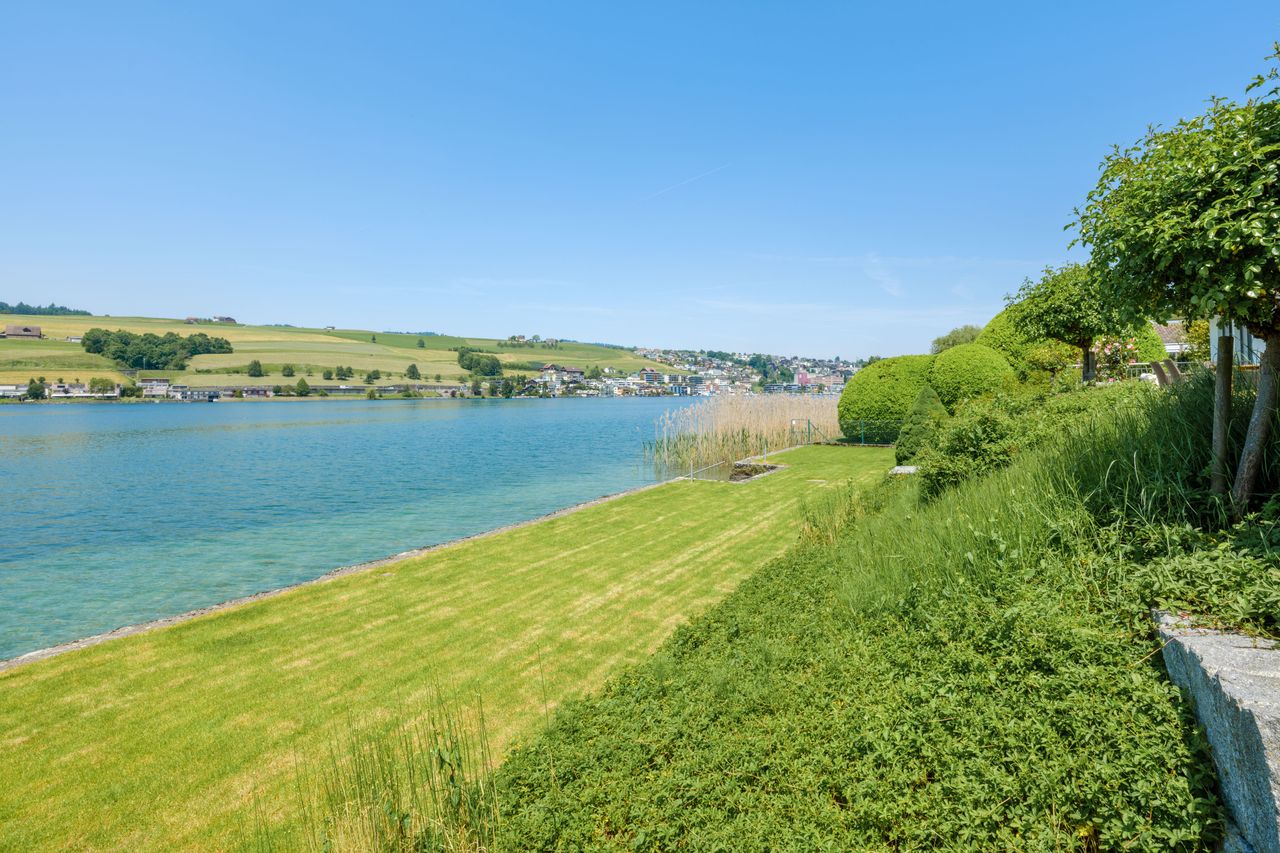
[488,375,1280,850]
[0,445,889,850]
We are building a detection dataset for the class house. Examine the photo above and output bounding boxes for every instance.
[139,377,171,397]
[1210,318,1265,366]
[1153,321,1192,356]
[3,324,42,339]
[213,316,237,324]
[168,385,219,401]
[64,335,83,343]
[639,369,661,383]
[0,384,26,398]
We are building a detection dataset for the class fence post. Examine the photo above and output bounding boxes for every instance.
[860,420,865,445]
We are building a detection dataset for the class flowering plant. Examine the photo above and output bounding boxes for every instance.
[1092,335,1139,382]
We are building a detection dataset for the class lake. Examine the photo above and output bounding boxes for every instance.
[0,397,694,661]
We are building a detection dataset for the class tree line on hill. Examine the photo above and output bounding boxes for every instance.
[0,301,91,316]
[81,328,233,370]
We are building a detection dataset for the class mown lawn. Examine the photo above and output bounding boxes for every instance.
[0,444,891,850]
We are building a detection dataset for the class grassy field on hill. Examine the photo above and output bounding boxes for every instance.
[0,444,891,850]
[0,313,670,388]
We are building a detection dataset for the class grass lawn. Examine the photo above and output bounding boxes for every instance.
[0,445,892,850]
[0,314,672,389]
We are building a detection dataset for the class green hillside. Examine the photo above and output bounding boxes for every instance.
[0,314,669,388]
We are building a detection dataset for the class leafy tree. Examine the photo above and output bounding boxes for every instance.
[434,373,442,382]
[247,360,265,377]
[406,364,421,380]
[281,364,295,377]
[119,382,142,398]
[364,369,382,383]
[371,334,377,343]
[322,369,334,380]
[366,387,378,399]
[1007,264,1126,382]
[81,328,232,370]
[1073,46,1280,507]
[500,378,516,398]
[272,384,284,396]
[25,378,46,400]
[416,337,425,348]
[457,347,502,376]
[929,324,982,354]
[88,377,115,394]
[586,365,603,380]
[1185,320,1211,361]
[295,378,310,396]
[471,378,483,396]
[0,300,89,316]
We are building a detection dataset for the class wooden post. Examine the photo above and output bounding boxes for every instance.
[1081,347,1096,383]
[1231,331,1279,515]
[1211,335,1233,496]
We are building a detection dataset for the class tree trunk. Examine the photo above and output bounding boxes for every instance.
[1231,331,1280,515]
[1211,335,1233,496]
[1081,345,1095,383]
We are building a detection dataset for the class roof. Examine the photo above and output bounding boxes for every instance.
[4,324,41,336]
[1153,321,1186,346]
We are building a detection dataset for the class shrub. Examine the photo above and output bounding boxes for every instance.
[894,384,948,465]
[927,343,1014,410]
[1134,322,1168,363]
[837,354,934,441]
[974,309,1033,375]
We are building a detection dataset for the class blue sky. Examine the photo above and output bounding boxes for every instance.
[1,2,1275,358]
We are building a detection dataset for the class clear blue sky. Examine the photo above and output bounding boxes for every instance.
[1,2,1274,358]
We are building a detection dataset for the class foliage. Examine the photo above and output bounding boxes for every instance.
[456,347,502,377]
[406,364,420,380]
[364,369,382,383]
[894,384,949,464]
[929,323,982,354]
[1133,321,1169,362]
[1072,48,1280,334]
[1186,319,1211,361]
[974,309,1035,375]
[322,369,334,380]
[88,377,115,394]
[281,364,295,377]
[25,378,46,399]
[927,342,1013,410]
[81,328,232,370]
[836,354,934,441]
[0,300,90,316]
[247,359,264,377]
[295,378,310,396]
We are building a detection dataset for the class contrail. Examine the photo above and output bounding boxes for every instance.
[644,163,730,200]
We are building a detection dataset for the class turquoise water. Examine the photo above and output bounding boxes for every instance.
[0,397,691,660]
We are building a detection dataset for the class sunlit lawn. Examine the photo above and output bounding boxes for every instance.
[0,444,892,850]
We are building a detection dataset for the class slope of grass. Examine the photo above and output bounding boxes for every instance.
[0,313,672,388]
[490,383,1256,850]
[0,444,891,850]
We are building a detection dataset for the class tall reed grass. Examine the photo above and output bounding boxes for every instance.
[648,395,840,474]
[261,699,500,853]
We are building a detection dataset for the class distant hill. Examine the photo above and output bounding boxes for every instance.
[0,301,90,316]
[0,312,674,388]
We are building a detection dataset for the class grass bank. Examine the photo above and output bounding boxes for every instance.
[0,444,890,849]
[489,379,1280,849]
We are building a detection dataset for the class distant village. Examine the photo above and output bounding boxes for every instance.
[0,322,861,401]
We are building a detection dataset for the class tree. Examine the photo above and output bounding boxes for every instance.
[406,364,421,380]
[586,365,603,380]
[1007,263,1127,382]
[281,364,295,377]
[88,377,115,394]
[295,378,310,396]
[1073,46,1280,508]
[929,324,982,354]
[323,369,334,380]
[364,369,382,384]
[1185,320,1211,361]
[500,378,516,398]
[247,360,265,377]
[895,384,950,465]
[471,378,482,396]
[416,337,425,349]
[25,378,46,400]
[434,373,442,382]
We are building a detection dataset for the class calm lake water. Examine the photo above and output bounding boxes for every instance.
[0,397,694,660]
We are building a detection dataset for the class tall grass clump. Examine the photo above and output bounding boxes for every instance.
[262,700,500,853]
[648,394,839,473]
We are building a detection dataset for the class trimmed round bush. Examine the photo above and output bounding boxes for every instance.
[927,343,1014,410]
[838,354,935,441]
[974,309,1033,376]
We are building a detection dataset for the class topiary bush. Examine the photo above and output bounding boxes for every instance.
[1134,322,1168,363]
[974,309,1033,376]
[927,343,1014,410]
[838,355,935,443]
[895,384,949,465]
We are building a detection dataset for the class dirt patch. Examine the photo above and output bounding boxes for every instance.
[730,463,780,482]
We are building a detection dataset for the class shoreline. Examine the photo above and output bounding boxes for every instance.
[0,476,677,674]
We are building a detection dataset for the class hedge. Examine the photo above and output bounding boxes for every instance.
[837,354,935,441]
[928,343,1014,410]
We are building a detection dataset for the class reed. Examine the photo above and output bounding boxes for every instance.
[648,395,840,474]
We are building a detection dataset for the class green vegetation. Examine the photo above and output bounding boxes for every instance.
[0,300,89,315]
[929,323,982,354]
[1008,263,1125,381]
[0,445,889,850]
[926,342,1013,410]
[456,347,502,376]
[81,327,233,370]
[837,353,934,442]
[489,376,1274,850]
[974,308,1035,376]
[893,383,948,464]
